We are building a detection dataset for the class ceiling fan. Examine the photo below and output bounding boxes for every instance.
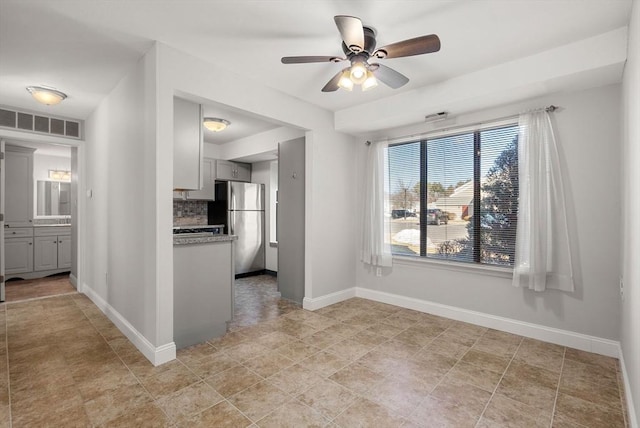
[281,15,440,92]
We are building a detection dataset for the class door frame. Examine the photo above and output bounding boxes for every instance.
[1,139,5,301]
[0,130,84,301]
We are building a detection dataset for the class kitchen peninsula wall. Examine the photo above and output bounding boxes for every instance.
[173,200,207,226]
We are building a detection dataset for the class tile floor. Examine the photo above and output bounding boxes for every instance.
[4,273,75,303]
[0,291,629,427]
[230,275,300,330]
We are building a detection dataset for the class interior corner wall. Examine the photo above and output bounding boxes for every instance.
[621,0,640,422]
[356,83,622,341]
[83,47,159,347]
[306,129,358,299]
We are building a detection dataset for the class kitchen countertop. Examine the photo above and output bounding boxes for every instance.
[33,223,71,227]
[173,234,237,245]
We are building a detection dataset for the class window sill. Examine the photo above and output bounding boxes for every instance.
[392,255,513,279]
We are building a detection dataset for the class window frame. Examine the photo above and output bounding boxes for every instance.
[386,119,519,271]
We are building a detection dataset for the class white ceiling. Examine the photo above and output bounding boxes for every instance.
[200,101,281,145]
[0,0,632,141]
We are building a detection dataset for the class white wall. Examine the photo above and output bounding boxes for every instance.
[305,129,358,299]
[621,0,640,423]
[250,160,277,271]
[83,46,161,356]
[356,84,622,341]
[217,126,305,162]
[33,153,71,181]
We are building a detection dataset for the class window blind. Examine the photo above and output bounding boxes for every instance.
[386,122,519,267]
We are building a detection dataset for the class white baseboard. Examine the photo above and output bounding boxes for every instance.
[303,287,356,311]
[69,273,78,288]
[619,347,639,428]
[354,287,620,358]
[81,283,176,366]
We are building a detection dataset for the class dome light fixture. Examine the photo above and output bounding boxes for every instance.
[203,117,231,132]
[26,86,67,105]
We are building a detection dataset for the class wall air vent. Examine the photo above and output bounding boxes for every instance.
[0,107,82,139]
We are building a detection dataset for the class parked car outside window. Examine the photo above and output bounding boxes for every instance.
[391,209,417,219]
[427,208,448,225]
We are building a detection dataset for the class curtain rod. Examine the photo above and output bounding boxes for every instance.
[365,105,558,146]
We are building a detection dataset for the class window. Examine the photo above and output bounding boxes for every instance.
[386,123,519,267]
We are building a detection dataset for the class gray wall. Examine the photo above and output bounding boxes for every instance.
[356,83,622,341]
[621,0,640,421]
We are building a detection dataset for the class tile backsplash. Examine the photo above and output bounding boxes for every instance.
[173,200,208,226]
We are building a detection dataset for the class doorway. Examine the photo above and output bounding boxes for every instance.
[1,139,79,303]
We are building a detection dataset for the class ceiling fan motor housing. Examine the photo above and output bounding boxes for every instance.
[342,26,377,57]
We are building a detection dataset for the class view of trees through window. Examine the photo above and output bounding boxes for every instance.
[385,124,519,266]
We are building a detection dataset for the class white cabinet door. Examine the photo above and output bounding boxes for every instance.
[34,236,58,271]
[57,235,72,269]
[215,160,235,181]
[5,238,33,274]
[173,97,203,191]
[234,162,251,182]
[215,160,251,182]
[5,147,34,227]
[187,158,215,200]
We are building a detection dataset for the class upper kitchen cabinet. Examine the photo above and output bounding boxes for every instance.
[5,145,35,227]
[173,158,215,200]
[173,97,203,191]
[216,160,251,182]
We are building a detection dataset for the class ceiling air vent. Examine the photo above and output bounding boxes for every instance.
[0,109,16,128]
[17,112,33,130]
[0,107,82,140]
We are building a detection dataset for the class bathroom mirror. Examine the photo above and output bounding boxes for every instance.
[37,180,71,216]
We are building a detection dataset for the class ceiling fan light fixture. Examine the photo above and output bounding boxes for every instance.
[203,117,231,132]
[349,58,368,84]
[362,71,378,91]
[337,70,354,91]
[26,86,67,105]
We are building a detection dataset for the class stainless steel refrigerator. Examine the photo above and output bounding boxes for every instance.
[213,181,265,276]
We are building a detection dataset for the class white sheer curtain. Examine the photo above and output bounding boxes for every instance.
[361,140,392,269]
[513,110,574,292]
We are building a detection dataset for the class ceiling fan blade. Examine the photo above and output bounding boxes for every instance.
[334,15,365,53]
[373,34,441,59]
[321,68,348,92]
[281,56,344,64]
[370,63,409,89]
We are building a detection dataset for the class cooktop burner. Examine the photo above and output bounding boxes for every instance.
[172,225,224,235]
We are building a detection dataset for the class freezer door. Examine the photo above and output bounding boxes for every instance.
[229,182,264,211]
[229,210,265,275]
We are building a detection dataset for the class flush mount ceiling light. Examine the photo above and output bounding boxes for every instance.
[26,86,67,105]
[203,117,231,132]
